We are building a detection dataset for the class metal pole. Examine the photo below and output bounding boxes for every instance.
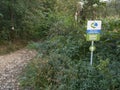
[90,41,94,65]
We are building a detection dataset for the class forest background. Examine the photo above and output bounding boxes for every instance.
[0,0,120,90]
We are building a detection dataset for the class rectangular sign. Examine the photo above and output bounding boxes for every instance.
[86,34,100,41]
[87,20,102,34]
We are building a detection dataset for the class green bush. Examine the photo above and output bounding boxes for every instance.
[19,15,120,90]
[0,0,56,41]
[19,53,120,90]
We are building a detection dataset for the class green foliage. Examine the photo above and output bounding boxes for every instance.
[20,55,120,90]
[0,0,56,41]
[16,0,120,90]
[19,0,56,40]
[19,13,120,90]
[0,0,120,42]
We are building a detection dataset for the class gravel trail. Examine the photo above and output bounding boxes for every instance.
[0,49,37,90]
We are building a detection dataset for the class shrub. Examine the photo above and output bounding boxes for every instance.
[19,54,120,90]
[19,16,120,90]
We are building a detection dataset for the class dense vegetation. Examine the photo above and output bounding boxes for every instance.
[0,0,55,41]
[0,0,56,53]
[1,0,120,90]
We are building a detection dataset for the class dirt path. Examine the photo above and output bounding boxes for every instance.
[0,49,37,90]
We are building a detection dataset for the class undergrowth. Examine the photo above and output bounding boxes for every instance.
[19,17,120,90]
[0,40,27,55]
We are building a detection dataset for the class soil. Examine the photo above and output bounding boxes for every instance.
[0,49,37,90]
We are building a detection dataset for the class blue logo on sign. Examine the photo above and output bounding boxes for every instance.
[91,22,98,28]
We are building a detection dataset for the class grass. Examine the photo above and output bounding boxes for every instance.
[0,40,27,55]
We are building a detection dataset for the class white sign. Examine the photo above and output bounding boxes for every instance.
[87,20,102,34]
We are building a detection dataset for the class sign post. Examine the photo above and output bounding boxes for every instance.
[86,20,102,65]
